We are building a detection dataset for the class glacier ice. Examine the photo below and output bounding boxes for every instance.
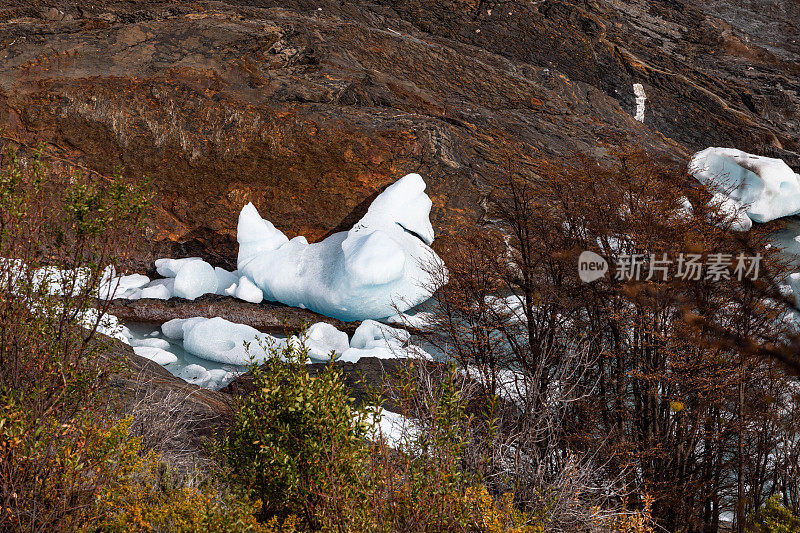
[689,148,800,225]
[236,173,445,321]
[175,364,237,388]
[339,319,432,363]
[79,308,132,345]
[173,260,218,300]
[130,336,171,350]
[708,192,752,232]
[155,257,203,277]
[98,271,150,299]
[161,315,429,367]
[139,279,173,300]
[161,317,207,340]
[99,174,444,313]
[671,196,694,223]
[224,275,263,303]
[133,345,178,365]
[162,316,285,365]
[111,259,241,302]
[364,407,421,449]
[214,267,239,294]
[304,322,350,360]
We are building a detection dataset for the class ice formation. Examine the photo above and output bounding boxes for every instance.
[338,319,412,362]
[224,275,263,303]
[364,407,421,449]
[175,364,237,389]
[132,345,178,365]
[672,196,694,223]
[155,257,203,277]
[98,174,444,313]
[236,173,445,321]
[98,272,150,299]
[708,192,753,232]
[106,259,240,301]
[173,260,218,300]
[304,322,350,360]
[162,316,285,365]
[689,148,800,226]
[160,315,430,367]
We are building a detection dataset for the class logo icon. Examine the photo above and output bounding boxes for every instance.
[578,251,608,283]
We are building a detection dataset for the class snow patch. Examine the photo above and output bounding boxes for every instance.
[633,83,647,122]
[690,148,800,225]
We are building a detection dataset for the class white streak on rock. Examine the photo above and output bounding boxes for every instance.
[634,83,647,122]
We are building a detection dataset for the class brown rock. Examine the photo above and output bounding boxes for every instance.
[105,294,360,334]
[0,0,796,265]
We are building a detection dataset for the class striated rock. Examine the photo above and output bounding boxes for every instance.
[105,293,359,334]
[4,0,797,267]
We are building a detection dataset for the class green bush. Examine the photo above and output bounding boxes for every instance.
[219,340,373,528]
[0,140,153,531]
[219,343,546,532]
[747,495,800,533]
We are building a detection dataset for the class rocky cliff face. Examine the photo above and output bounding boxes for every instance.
[0,0,797,265]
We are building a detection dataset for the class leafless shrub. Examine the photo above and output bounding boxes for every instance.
[398,145,800,531]
[125,375,215,486]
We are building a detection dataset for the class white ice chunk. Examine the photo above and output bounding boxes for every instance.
[173,260,218,300]
[140,284,171,300]
[177,364,209,385]
[99,273,150,299]
[155,257,203,278]
[161,317,207,340]
[174,364,236,389]
[138,278,174,300]
[671,196,694,222]
[339,320,412,362]
[304,322,350,360]
[365,407,421,449]
[205,368,238,389]
[225,275,263,303]
[214,267,239,295]
[79,308,131,344]
[32,266,93,296]
[350,319,409,349]
[130,337,171,350]
[485,294,528,325]
[708,192,752,232]
[133,345,178,365]
[237,203,289,265]
[181,316,283,365]
[690,148,800,224]
[237,173,445,321]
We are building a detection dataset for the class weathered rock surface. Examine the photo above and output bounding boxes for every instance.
[105,293,359,334]
[2,0,797,268]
